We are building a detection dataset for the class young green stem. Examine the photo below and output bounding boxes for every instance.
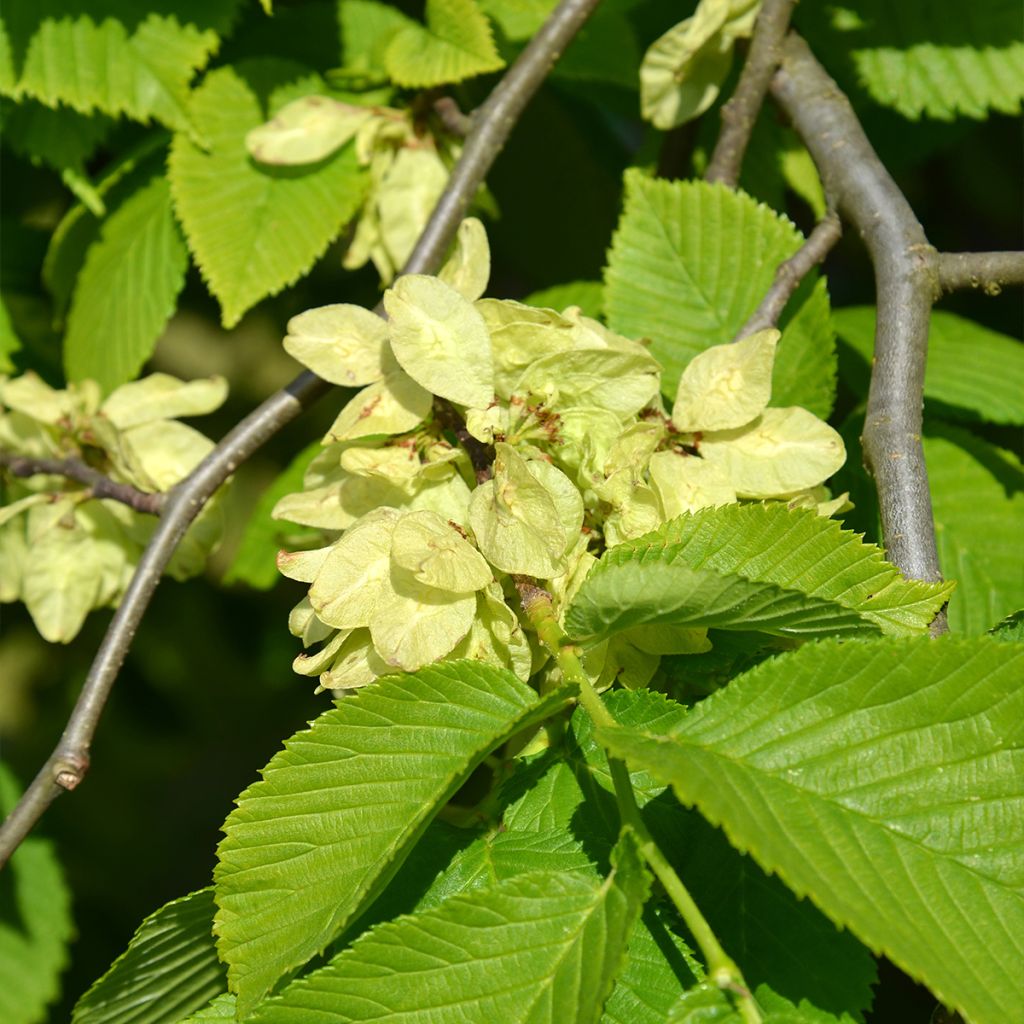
[514,578,762,1024]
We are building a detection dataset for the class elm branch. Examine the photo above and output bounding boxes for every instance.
[771,33,945,600]
[0,452,164,515]
[705,0,798,186]
[936,251,1024,294]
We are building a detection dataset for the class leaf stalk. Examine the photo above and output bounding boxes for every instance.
[515,579,762,1024]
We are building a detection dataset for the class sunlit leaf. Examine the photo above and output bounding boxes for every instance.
[567,504,952,642]
[247,830,649,1023]
[604,172,836,417]
[168,63,367,327]
[215,661,573,1014]
[600,636,1024,1024]
[384,0,504,88]
[2,0,239,130]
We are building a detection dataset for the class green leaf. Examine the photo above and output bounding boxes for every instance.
[180,993,236,1023]
[41,136,171,321]
[0,293,22,371]
[599,636,1024,1024]
[247,830,650,1023]
[168,62,368,328]
[71,889,225,1024]
[0,100,113,212]
[214,661,573,1015]
[384,0,505,88]
[479,0,555,42]
[566,505,952,643]
[604,172,836,417]
[667,983,850,1023]
[223,440,322,590]
[503,691,690,844]
[672,816,876,1018]
[601,909,701,1024]
[2,0,241,131]
[833,306,1024,425]
[0,762,73,1024]
[924,423,1024,634]
[991,609,1024,642]
[523,280,604,318]
[338,0,416,83]
[416,828,607,909]
[507,690,874,1019]
[800,0,1024,121]
[63,173,188,393]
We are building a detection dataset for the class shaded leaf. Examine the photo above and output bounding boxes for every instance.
[833,306,1024,425]
[523,280,604,319]
[924,423,1024,634]
[601,908,701,1024]
[0,763,73,1024]
[71,889,225,1024]
[223,440,323,590]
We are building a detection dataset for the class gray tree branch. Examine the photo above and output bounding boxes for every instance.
[0,453,164,515]
[0,0,603,868]
[705,0,798,186]
[771,33,946,600]
[936,251,1024,294]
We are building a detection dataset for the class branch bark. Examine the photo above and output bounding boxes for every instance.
[936,251,1024,294]
[771,34,946,600]
[0,0,602,868]
[705,0,798,186]
[0,453,164,515]
[733,208,841,339]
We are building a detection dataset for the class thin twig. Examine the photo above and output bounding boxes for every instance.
[0,453,164,515]
[705,0,798,186]
[432,96,473,138]
[734,209,841,339]
[936,251,1024,295]
[0,0,603,868]
[771,33,946,609]
[516,581,762,1024]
